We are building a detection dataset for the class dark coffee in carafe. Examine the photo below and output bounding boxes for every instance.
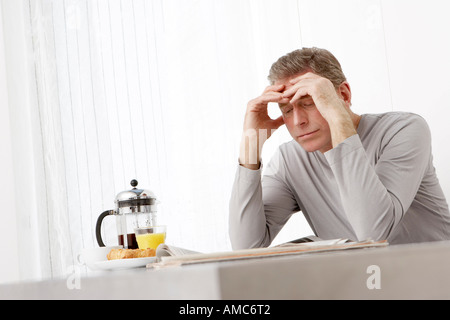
[118,233,138,249]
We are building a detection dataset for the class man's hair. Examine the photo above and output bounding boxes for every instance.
[268,47,347,87]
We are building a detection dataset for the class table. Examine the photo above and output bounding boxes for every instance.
[2,240,450,300]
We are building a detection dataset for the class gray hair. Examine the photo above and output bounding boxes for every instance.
[268,47,347,87]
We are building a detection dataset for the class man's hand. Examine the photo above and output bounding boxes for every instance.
[282,72,357,149]
[239,85,288,169]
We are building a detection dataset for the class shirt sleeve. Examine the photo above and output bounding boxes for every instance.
[229,149,299,249]
[324,115,432,241]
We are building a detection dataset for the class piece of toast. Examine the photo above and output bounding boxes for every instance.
[107,248,156,260]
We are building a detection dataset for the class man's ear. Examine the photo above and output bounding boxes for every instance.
[338,81,352,107]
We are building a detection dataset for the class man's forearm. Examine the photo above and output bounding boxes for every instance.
[324,101,359,149]
[325,135,397,240]
[239,128,274,170]
[229,165,268,250]
[239,134,260,170]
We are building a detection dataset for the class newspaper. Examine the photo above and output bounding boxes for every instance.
[155,244,201,258]
[148,237,388,269]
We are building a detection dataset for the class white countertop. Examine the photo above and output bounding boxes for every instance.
[2,240,450,300]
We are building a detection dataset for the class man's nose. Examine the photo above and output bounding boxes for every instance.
[293,107,308,126]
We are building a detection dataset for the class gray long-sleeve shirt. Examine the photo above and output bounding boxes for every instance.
[229,112,450,249]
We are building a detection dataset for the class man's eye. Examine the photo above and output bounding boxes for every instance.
[284,108,293,114]
[300,99,315,108]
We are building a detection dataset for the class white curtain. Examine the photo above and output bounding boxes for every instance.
[19,0,304,279]
[7,0,450,280]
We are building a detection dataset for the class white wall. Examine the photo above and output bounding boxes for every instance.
[0,0,19,284]
[0,0,42,283]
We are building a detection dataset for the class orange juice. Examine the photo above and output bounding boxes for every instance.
[136,232,166,250]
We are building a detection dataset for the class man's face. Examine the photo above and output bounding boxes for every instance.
[275,74,333,153]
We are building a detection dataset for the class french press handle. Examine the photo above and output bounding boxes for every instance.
[95,210,115,247]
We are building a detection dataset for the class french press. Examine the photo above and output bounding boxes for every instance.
[95,179,159,249]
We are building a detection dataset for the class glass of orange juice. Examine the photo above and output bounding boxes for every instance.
[135,225,166,250]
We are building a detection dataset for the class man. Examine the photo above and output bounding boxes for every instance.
[229,47,450,249]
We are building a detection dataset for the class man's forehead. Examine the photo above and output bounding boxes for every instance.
[279,95,313,109]
[274,70,315,83]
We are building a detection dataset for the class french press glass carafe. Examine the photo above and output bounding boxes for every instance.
[95,179,159,249]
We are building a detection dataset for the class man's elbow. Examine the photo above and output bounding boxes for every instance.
[353,219,395,242]
[229,227,270,250]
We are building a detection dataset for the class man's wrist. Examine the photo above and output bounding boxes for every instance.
[325,105,358,148]
[239,133,263,170]
[238,153,261,170]
[238,161,261,171]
